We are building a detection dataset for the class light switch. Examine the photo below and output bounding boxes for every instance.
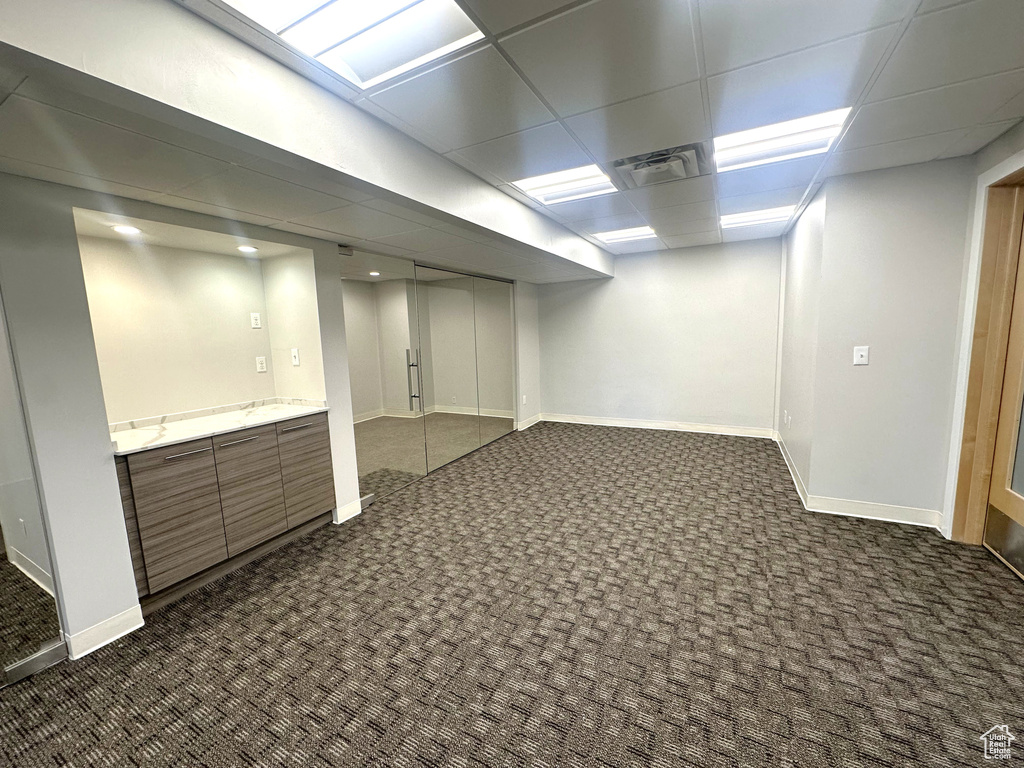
[250,312,262,329]
[291,348,300,366]
[256,356,267,373]
[522,395,527,405]
[853,346,870,366]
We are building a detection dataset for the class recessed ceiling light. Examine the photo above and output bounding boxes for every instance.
[225,0,484,90]
[111,225,141,236]
[511,165,617,206]
[369,271,381,276]
[237,245,259,253]
[595,226,658,244]
[713,108,851,173]
[720,206,796,229]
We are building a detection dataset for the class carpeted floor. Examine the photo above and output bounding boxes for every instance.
[2,422,1023,766]
[0,544,61,670]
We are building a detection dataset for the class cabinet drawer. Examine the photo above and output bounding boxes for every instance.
[213,423,288,556]
[276,412,335,527]
[127,437,227,593]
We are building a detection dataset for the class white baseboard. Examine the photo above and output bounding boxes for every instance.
[8,547,54,596]
[774,432,942,530]
[539,413,775,439]
[66,604,144,660]
[353,408,384,424]
[516,413,542,431]
[333,499,362,525]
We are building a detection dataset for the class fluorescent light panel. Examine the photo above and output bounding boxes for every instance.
[720,206,796,229]
[511,165,617,206]
[223,0,484,90]
[714,108,851,173]
[595,226,657,244]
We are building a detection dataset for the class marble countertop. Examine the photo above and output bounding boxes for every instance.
[111,403,329,456]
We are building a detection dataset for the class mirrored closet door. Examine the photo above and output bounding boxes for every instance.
[0,283,64,686]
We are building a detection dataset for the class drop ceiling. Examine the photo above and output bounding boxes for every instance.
[194,0,1024,252]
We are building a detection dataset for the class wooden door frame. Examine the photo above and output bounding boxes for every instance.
[951,172,1024,543]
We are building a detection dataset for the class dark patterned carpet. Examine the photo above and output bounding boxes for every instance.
[358,467,424,500]
[2,422,1024,766]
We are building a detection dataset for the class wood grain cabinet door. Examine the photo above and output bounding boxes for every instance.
[213,423,288,556]
[277,413,336,528]
[127,438,227,593]
[115,456,149,597]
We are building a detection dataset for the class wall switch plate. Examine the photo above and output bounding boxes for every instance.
[256,356,267,373]
[451,396,457,404]
[291,348,300,366]
[853,345,870,366]
[250,312,262,329]
[522,395,527,405]
[783,410,788,427]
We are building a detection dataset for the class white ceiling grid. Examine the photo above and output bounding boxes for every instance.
[345,0,1024,252]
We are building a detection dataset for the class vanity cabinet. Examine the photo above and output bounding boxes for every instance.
[214,423,288,556]
[277,413,336,528]
[127,437,228,593]
[118,411,335,599]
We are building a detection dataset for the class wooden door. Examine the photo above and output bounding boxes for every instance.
[127,438,227,592]
[277,413,336,528]
[213,423,288,556]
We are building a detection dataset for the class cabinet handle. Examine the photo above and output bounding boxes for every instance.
[281,422,314,433]
[164,447,212,461]
[219,435,260,448]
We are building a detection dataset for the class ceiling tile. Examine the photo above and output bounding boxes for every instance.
[501,0,699,116]
[937,119,1021,159]
[623,176,715,211]
[604,238,669,255]
[646,216,719,237]
[0,96,230,193]
[708,27,895,135]
[573,212,649,235]
[243,156,374,202]
[825,130,966,176]
[718,186,805,216]
[662,230,722,249]
[372,227,471,253]
[269,221,347,242]
[547,193,639,222]
[147,194,281,227]
[290,204,424,239]
[870,0,1024,101]
[565,81,709,163]
[361,198,448,227]
[462,0,577,34]
[641,200,719,233]
[0,155,162,202]
[986,88,1024,124]
[722,222,787,242]
[699,0,911,76]
[434,222,495,243]
[716,156,823,198]
[172,166,346,221]
[368,46,553,151]
[845,70,1024,150]
[451,122,593,182]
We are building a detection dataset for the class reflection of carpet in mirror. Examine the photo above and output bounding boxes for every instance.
[358,468,423,499]
[0,553,60,669]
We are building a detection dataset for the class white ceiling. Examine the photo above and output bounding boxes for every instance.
[0,60,604,284]
[318,0,1024,251]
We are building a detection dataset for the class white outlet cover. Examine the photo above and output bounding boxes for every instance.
[853,345,870,366]
[256,356,267,373]
[250,312,262,329]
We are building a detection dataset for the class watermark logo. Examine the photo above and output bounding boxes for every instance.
[981,725,1016,760]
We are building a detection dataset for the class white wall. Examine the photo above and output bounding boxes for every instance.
[538,240,783,432]
[515,281,542,428]
[474,279,516,418]
[778,191,826,486]
[424,278,479,413]
[778,158,974,523]
[0,289,52,591]
[375,280,416,415]
[79,237,277,423]
[263,250,326,401]
[341,280,384,421]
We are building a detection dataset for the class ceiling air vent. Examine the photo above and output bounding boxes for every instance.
[611,142,712,190]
